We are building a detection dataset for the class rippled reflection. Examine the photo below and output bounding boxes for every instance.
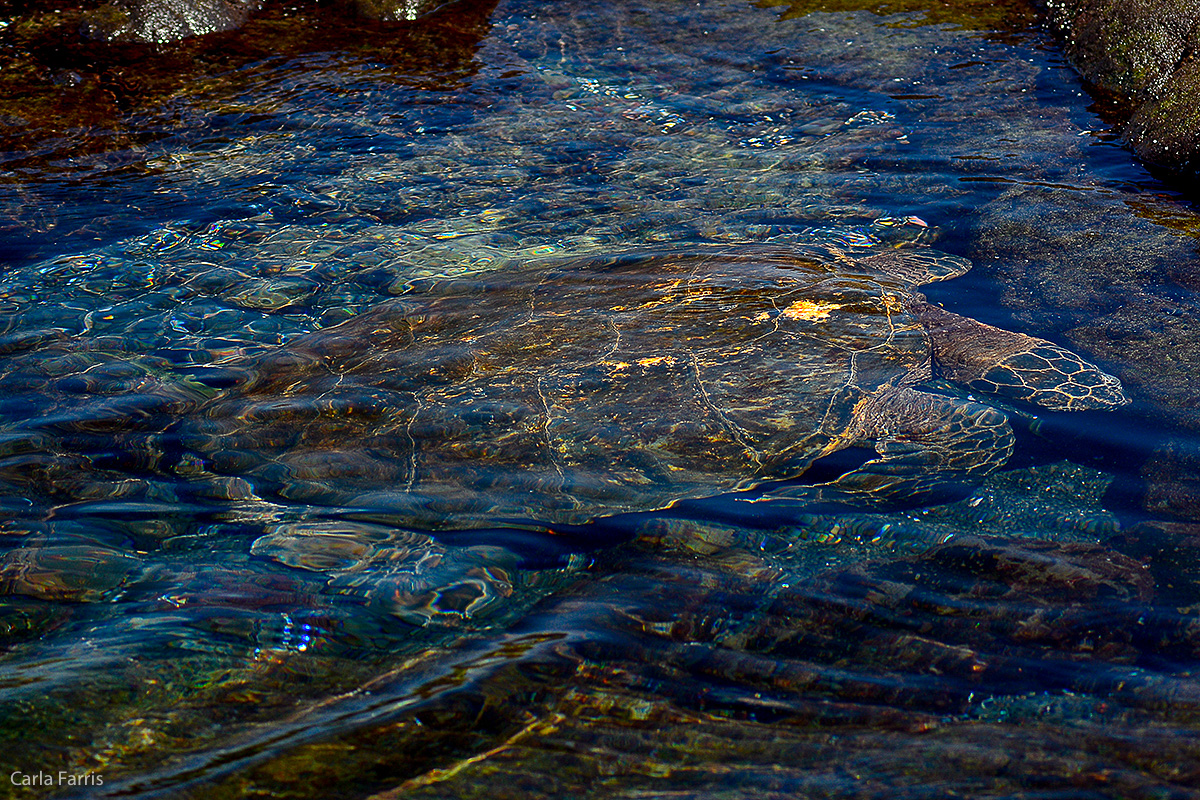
[2,0,1200,795]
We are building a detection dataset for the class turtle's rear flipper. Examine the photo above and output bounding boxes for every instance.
[775,386,1015,508]
[914,301,1127,411]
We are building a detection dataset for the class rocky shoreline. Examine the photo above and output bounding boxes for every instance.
[1039,0,1200,173]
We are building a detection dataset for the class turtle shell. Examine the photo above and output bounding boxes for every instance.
[178,246,958,528]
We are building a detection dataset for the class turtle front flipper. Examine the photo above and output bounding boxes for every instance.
[766,385,1015,507]
[913,301,1127,411]
[832,385,1014,505]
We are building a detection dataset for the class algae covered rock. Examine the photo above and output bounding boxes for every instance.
[350,0,458,22]
[75,0,475,43]
[1043,0,1200,99]
[1125,57,1200,167]
[79,0,264,43]
[1040,0,1200,171]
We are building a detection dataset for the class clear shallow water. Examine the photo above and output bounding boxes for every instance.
[3,0,1200,796]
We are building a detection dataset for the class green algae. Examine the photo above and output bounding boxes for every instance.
[1040,0,1200,172]
[758,0,1040,31]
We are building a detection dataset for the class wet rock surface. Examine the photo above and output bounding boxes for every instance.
[1039,0,1200,172]
[79,0,265,43]
[7,0,477,48]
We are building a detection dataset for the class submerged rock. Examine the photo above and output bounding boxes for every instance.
[1110,518,1200,604]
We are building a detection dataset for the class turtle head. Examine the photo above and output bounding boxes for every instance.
[967,340,1128,411]
[914,301,1128,411]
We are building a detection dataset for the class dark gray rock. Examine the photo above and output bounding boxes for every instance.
[350,0,453,22]
[79,0,264,43]
[1041,0,1200,172]
[1125,57,1200,167]
[77,0,464,43]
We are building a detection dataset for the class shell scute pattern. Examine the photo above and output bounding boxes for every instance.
[0,245,1126,529]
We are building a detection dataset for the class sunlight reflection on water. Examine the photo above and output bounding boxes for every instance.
[3,0,1200,795]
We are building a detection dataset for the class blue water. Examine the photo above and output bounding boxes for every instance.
[3,0,1200,796]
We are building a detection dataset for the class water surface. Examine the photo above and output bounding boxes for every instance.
[3,0,1200,796]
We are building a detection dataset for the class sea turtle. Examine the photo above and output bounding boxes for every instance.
[163,244,1126,529]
